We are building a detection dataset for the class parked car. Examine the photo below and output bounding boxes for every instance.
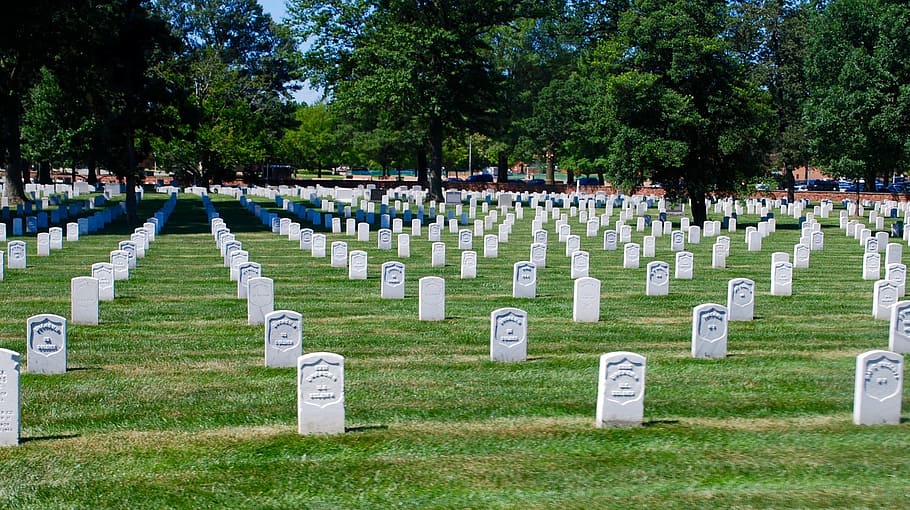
[576,176,601,186]
[524,178,546,186]
[466,173,494,183]
[808,179,839,191]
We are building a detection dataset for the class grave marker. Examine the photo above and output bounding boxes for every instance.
[0,349,20,446]
[692,303,728,358]
[596,352,646,427]
[418,276,446,321]
[381,261,405,299]
[265,310,302,368]
[853,350,903,425]
[490,307,528,362]
[573,277,601,322]
[247,277,274,325]
[26,314,67,374]
[298,352,345,434]
[71,276,99,325]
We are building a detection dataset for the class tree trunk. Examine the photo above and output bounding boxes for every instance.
[785,164,795,203]
[427,119,444,202]
[87,156,98,185]
[497,151,508,183]
[1,111,28,203]
[566,168,574,186]
[690,188,707,227]
[417,149,428,185]
[126,130,138,224]
[38,160,52,184]
[545,152,556,185]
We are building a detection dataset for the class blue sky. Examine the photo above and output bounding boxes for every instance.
[257,0,322,103]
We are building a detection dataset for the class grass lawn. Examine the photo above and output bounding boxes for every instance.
[1,190,908,509]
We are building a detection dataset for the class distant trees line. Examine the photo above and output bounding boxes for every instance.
[1,0,908,225]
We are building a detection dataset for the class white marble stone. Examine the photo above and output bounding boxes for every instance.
[571,251,590,279]
[645,261,669,296]
[381,261,405,299]
[7,241,25,269]
[691,303,728,358]
[490,307,528,362]
[727,278,755,321]
[623,243,640,269]
[674,251,693,280]
[298,352,345,434]
[512,261,537,298]
[418,276,446,321]
[596,351,646,427]
[573,277,601,322]
[91,262,115,301]
[348,250,368,280]
[0,349,21,446]
[873,280,900,320]
[431,242,446,267]
[770,261,793,296]
[853,350,903,425]
[71,276,99,325]
[331,241,348,268]
[26,314,67,374]
[247,277,274,325]
[460,251,477,279]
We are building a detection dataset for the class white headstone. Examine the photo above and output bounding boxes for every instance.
[91,262,115,301]
[603,230,617,251]
[299,228,313,250]
[727,278,755,321]
[793,244,810,269]
[230,250,249,281]
[483,234,499,258]
[873,280,900,320]
[573,277,601,323]
[670,231,685,252]
[311,234,326,257]
[853,350,903,425]
[110,250,129,280]
[0,349,21,446]
[297,352,345,434]
[490,307,528,362]
[596,351,646,427]
[460,250,477,279]
[381,261,405,299]
[770,261,793,296]
[886,243,903,266]
[26,314,67,374]
[711,242,726,269]
[331,241,348,268]
[646,261,670,296]
[458,229,472,250]
[247,277,274,325]
[7,241,25,269]
[512,261,537,298]
[418,276,446,321]
[887,263,907,297]
[348,250,368,280]
[265,310,302,368]
[687,225,701,244]
[431,242,446,267]
[48,227,63,250]
[623,243,640,269]
[863,252,881,281]
[66,222,79,242]
[71,276,99,325]
[674,251,694,280]
[691,303,728,358]
[530,243,547,268]
[357,222,370,242]
[397,234,411,258]
[571,251,590,279]
[889,301,910,353]
[237,262,262,299]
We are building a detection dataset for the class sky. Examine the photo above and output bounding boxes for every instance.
[256,0,322,104]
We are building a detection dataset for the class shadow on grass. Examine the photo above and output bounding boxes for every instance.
[345,424,389,433]
[21,434,80,443]
[643,419,680,427]
[67,366,102,372]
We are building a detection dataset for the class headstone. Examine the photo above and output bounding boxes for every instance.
[311,233,326,257]
[297,352,345,434]
[727,278,755,321]
[418,276,446,321]
[873,280,900,320]
[645,261,670,296]
[747,230,761,251]
[712,242,726,269]
[381,261,405,299]
[573,277,601,323]
[483,234,499,258]
[888,301,910,353]
[596,351,646,427]
[458,229,472,250]
[247,277,274,325]
[237,262,262,299]
[397,234,411,258]
[793,244,810,269]
[431,242,446,267]
[26,314,67,374]
[35,233,50,257]
[691,303,728,358]
[490,307,528,362]
[66,222,79,242]
[331,241,348,268]
[687,225,701,244]
[460,250,477,279]
[623,243,640,269]
[348,250,368,280]
[357,222,370,242]
[7,241,25,269]
[299,228,313,250]
[110,250,130,280]
[530,243,547,268]
[670,231,685,252]
[0,349,21,446]
[886,243,903,266]
[91,262,115,301]
[565,235,580,257]
[863,252,881,281]
[230,250,249,281]
[853,350,903,425]
[674,251,694,280]
[887,263,907,297]
[265,310,303,368]
[571,250,590,279]
[48,227,63,250]
[770,261,793,296]
[603,230,618,251]
[512,261,537,298]
[70,276,99,325]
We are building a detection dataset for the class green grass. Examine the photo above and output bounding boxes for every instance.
[1,191,909,508]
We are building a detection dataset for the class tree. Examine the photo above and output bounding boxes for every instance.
[803,0,910,190]
[153,0,300,186]
[279,103,347,177]
[732,0,811,202]
[290,0,542,201]
[586,0,772,225]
